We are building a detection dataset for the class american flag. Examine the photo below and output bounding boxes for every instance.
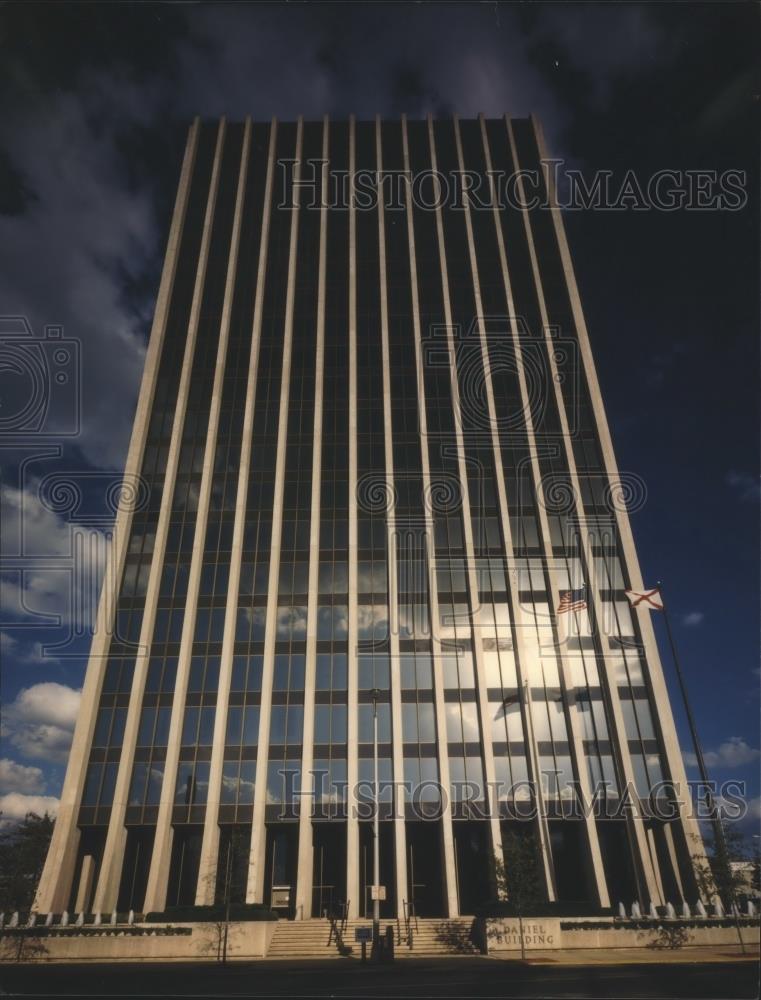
[557,587,587,614]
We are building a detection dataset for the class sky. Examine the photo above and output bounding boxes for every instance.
[0,3,758,842]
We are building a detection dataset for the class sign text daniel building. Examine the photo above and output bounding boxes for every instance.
[487,919,559,951]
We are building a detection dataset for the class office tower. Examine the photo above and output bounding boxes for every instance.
[35,115,707,921]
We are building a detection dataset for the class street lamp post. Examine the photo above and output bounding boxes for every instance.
[372,687,381,959]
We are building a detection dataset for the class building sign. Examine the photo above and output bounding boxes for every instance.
[490,920,559,950]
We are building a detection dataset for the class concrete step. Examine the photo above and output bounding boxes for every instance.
[267,918,364,957]
[401,918,479,956]
[267,917,480,958]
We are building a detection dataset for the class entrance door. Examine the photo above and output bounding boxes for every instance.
[453,822,490,915]
[166,826,203,908]
[359,822,395,918]
[264,824,298,917]
[215,825,251,905]
[549,820,592,903]
[118,826,155,912]
[406,821,445,916]
[312,823,347,917]
[596,819,638,908]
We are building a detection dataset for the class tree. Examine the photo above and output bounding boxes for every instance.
[690,825,757,956]
[691,825,755,911]
[0,813,54,914]
[749,844,761,898]
[199,825,249,964]
[490,828,545,960]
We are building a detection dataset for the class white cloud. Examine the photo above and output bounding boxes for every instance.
[0,792,59,823]
[684,737,761,770]
[682,611,704,627]
[0,480,108,637]
[357,604,386,637]
[726,471,761,503]
[707,793,761,831]
[1,682,81,764]
[0,631,58,668]
[11,682,81,730]
[1,479,78,558]
[0,631,18,655]
[745,796,761,822]
[0,758,46,795]
[275,605,307,638]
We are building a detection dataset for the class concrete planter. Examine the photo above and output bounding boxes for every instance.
[481,916,760,953]
[0,920,278,963]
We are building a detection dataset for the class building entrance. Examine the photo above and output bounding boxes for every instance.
[166,826,203,908]
[118,826,155,912]
[597,819,638,908]
[453,822,491,915]
[264,823,298,917]
[406,820,445,916]
[359,821,395,917]
[311,823,347,917]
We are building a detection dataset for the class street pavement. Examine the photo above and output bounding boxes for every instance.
[1,951,759,999]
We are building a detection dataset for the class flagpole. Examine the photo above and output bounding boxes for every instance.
[656,582,732,869]
[522,679,556,897]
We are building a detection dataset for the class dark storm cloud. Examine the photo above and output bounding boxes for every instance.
[0,2,751,472]
[175,3,578,134]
